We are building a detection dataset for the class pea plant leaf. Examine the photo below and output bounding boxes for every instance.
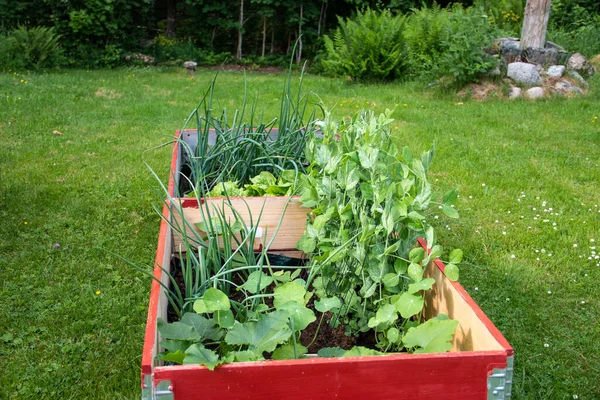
[442,204,459,219]
[443,188,458,205]
[183,344,222,370]
[407,277,436,294]
[394,292,424,319]
[408,262,423,282]
[402,318,459,354]
[368,303,398,328]
[449,249,463,264]
[444,263,460,281]
[317,347,347,358]
[225,310,292,354]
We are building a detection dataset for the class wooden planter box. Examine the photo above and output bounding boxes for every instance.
[170,129,307,253]
[140,132,514,399]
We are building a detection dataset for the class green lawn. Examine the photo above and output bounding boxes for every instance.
[1,67,599,399]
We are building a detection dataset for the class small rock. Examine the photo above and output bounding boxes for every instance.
[508,86,522,99]
[567,53,595,77]
[544,41,566,52]
[524,47,559,66]
[525,87,545,99]
[546,65,565,77]
[507,62,543,86]
[567,70,589,90]
[553,80,582,97]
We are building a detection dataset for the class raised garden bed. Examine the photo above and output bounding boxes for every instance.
[140,132,514,400]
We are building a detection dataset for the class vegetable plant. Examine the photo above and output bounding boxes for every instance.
[296,108,462,352]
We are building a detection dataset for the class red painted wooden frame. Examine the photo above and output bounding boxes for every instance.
[141,131,513,399]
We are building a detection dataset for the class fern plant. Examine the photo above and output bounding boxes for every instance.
[0,26,63,70]
[323,9,407,82]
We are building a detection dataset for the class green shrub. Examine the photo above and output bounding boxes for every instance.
[0,26,63,70]
[548,17,600,58]
[322,9,407,82]
[405,5,497,87]
[473,0,525,36]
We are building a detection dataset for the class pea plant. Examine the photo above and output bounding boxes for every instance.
[296,109,461,353]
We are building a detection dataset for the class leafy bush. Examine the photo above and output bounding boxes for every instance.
[405,5,497,87]
[322,9,407,81]
[0,26,63,70]
[473,0,525,36]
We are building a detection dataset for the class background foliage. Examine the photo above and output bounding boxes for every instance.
[0,0,598,70]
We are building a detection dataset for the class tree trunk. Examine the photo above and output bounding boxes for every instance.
[262,16,267,58]
[296,4,303,64]
[270,28,275,54]
[521,0,552,48]
[236,0,244,59]
[317,1,325,37]
[166,0,177,38]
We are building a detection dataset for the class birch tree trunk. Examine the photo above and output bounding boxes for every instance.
[521,0,552,48]
[236,0,244,59]
[262,16,267,57]
[296,4,303,64]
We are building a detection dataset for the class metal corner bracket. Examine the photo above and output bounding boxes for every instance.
[488,355,514,400]
[141,375,174,400]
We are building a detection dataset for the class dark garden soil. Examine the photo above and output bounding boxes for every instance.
[167,255,376,353]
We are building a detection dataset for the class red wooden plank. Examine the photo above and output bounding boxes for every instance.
[154,351,509,400]
[141,131,180,377]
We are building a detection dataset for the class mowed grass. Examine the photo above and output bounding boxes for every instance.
[0,67,599,399]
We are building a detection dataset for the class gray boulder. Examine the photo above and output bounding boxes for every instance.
[525,87,545,100]
[184,61,198,76]
[524,47,559,66]
[507,62,543,86]
[553,80,583,97]
[508,86,522,100]
[546,65,565,78]
[567,53,595,77]
[545,41,566,52]
[566,70,589,90]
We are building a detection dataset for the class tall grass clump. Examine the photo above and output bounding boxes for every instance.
[405,5,497,87]
[0,26,63,70]
[547,0,600,57]
[322,9,407,82]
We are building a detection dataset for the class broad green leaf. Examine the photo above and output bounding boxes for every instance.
[368,304,398,328]
[409,247,425,263]
[425,226,435,248]
[425,245,443,264]
[382,273,400,289]
[180,313,223,341]
[358,147,379,169]
[394,292,424,318]
[343,346,384,357]
[408,278,436,294]
[442,204,459,219]
[159,350,186,364]
[157,318,201,341]
[421,145,435,172]
[443,188,458,205]
[279,302,316,331]
[200,288,230,313]
[413,183,432,210]
[387,327,401,343]
[225,310,292,354]
[367,259,387,283]
[314,296,342,312]
[215,309,234,329]
[412,159,426,181]
[402,146,413,163]
[229,350,263,362]
[394,258,408,274]
[402,318,459,354]
[271,343,308,360]
[408,262,423,282]
[296,233,316,253]
[317,347,347,358]
[444,263,460,281]
[183,344,221,370]
[408,211,425,221]
[239,270,274,294]
[273,282,306,308]
[449,249,463,264]
[313,214,329,230]
[160,339,191,354]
